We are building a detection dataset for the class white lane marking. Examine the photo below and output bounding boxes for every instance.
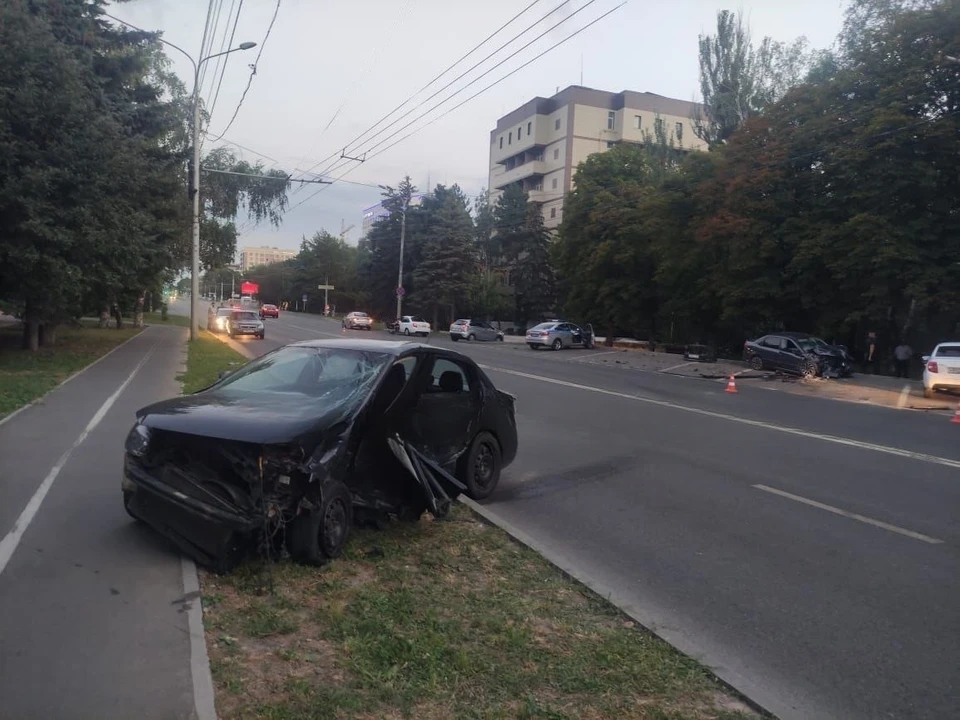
[0,328,145,429]
[897,383,912,409]
[478,364,960,471]
[752,484,944,545]
[570,350,620,362]
[181,557,217,720]
[661,361,695,373]
[0,338,160,576]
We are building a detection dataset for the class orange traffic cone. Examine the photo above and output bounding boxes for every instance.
[951,401,960,424]
[725,375,738,394]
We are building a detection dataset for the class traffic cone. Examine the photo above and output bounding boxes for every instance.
[725,375,738,394]
[951,401,960,424]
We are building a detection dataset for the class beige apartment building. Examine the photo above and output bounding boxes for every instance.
[488,85,706,229]
[239,245,297,272]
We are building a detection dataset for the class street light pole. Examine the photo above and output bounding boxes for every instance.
[395,197,409,324]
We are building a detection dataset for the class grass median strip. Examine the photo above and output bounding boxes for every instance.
[177,330,248,394]
[0,323,142,419]
[201,509,758,719]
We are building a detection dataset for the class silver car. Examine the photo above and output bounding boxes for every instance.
[449,319,504,342]
[526,321,594,351]
[342,311,373,330]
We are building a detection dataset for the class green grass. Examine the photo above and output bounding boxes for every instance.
[0,323,142,419]
[143,310,192,328]
[177,330,248,394]
[201,508,758,720]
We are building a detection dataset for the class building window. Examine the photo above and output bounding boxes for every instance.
[553,148,559,160]
[551,178,558,189]
[607,111,615,130]
[550,207,557,219]
[518,126,522,138]
[508,131,512,144]
[555,118,561,130]
[676,121,683,135]
[499,136,503,149]
[606,141,615,148]
[655,117,664,133]
[635,115,642,129]
[527,121,532,135]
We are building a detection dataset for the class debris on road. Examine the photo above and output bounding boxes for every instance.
[122,339,519,573]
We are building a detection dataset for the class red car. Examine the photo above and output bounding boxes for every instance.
[259,304,279,319]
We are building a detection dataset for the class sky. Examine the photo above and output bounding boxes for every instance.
[108,0,849,251]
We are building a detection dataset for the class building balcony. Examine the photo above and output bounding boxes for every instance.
[492,161,550,190]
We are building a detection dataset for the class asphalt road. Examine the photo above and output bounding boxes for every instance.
[0,325,203,719]
[205,306,960,720]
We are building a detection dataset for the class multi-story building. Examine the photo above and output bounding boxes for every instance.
[361,194,426,239]
[239,246,297,272]
[488,85,706,229]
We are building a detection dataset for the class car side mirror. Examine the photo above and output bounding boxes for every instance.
[217,369,234,380]
[922,355,929,362]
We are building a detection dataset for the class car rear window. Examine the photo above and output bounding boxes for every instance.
[530,323,557,331]
[935,345,960,358]
[453,319,468,325]
[352,312,368,317]
[411,316,428,323]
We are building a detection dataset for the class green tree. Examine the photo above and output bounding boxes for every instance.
[360,177,418,320]
[513,204,557,325]
[493,183,530,262]
[412,185,478,327]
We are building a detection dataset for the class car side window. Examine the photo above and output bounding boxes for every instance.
[784,340,801,354]
[762,336,781,349]
[395,356,418,381]
[427,358,471,394]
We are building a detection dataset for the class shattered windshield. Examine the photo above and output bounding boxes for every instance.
[215,346,391,400]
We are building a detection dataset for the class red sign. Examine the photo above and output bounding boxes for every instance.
[240,281,259,295]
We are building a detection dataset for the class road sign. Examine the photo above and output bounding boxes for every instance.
[317,284,335,290]
[396,286,405,297]
[301,294,308,303]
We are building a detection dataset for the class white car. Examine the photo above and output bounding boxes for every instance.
[922,342,960,398]
[398,315,430,337]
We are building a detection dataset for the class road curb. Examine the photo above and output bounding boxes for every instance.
[457,495,776,719]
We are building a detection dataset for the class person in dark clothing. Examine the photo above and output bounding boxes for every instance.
[863,331,877,374]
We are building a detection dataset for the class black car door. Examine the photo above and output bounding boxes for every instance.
[757,335,783,369]
[781,338,806,373]
[409,354,483,470]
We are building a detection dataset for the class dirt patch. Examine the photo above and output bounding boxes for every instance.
[200,507,760,719]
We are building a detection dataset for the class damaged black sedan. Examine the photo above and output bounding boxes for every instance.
[121,339,518,572]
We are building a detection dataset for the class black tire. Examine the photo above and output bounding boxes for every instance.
[749,355,764,371]
[404,328,411,336]
[802,360,819,378]
[461,431,502,500]
[468,333,476,341]
[287,481,353,566]
[451,335,459,342]
[529,343,538,350]
[552,338,563,351]
[497,335,504,342]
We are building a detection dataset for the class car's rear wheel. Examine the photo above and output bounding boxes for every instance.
[451,335,459,341]
[468,333,476,341]
[404,328,411,336]
[462,431,502,500]
[552,338,563,351]
[529,343,538,350]
[749,355,764,371]
[287,481,353,566]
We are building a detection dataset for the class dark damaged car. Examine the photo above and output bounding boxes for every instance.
[743,332,853,378]
[121,340,518,572]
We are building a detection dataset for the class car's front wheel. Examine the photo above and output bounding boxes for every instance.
[404,328,411,336]
[462,431,502,500]
[287,481,353,566]
[468,333,476,341]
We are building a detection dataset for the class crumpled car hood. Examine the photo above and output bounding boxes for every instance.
[137,389,358,445]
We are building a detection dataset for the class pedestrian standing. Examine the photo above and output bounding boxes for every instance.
[863,330,878,374]
[894,341,912,378]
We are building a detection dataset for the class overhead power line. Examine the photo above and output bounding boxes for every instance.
[196,0,223,96]
[290,0,548,186]
[208,0,283,143]
[206,0,245,121]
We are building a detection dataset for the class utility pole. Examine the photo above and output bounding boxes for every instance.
[395,197,409,324]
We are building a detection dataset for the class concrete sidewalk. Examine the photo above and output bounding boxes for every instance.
[0,325,212,720]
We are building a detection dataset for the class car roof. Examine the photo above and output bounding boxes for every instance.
[935,342,960,349]
[288,338,474,361]
[779,332,813,338]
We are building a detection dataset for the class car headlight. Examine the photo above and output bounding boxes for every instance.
[125,423,151,458]
[257,322,264,329]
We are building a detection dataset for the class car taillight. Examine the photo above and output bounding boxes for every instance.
[927,360,939,373]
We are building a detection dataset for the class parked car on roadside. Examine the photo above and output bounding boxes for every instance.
[259,304,279,319]
[399,315,431,337]
[121,339,518,572]
[526,321,595,350]
[343,311,373,330]
[743,332,852,377]
[922,342,960,398]
[450,319,504,342]
[227,310,265,340]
